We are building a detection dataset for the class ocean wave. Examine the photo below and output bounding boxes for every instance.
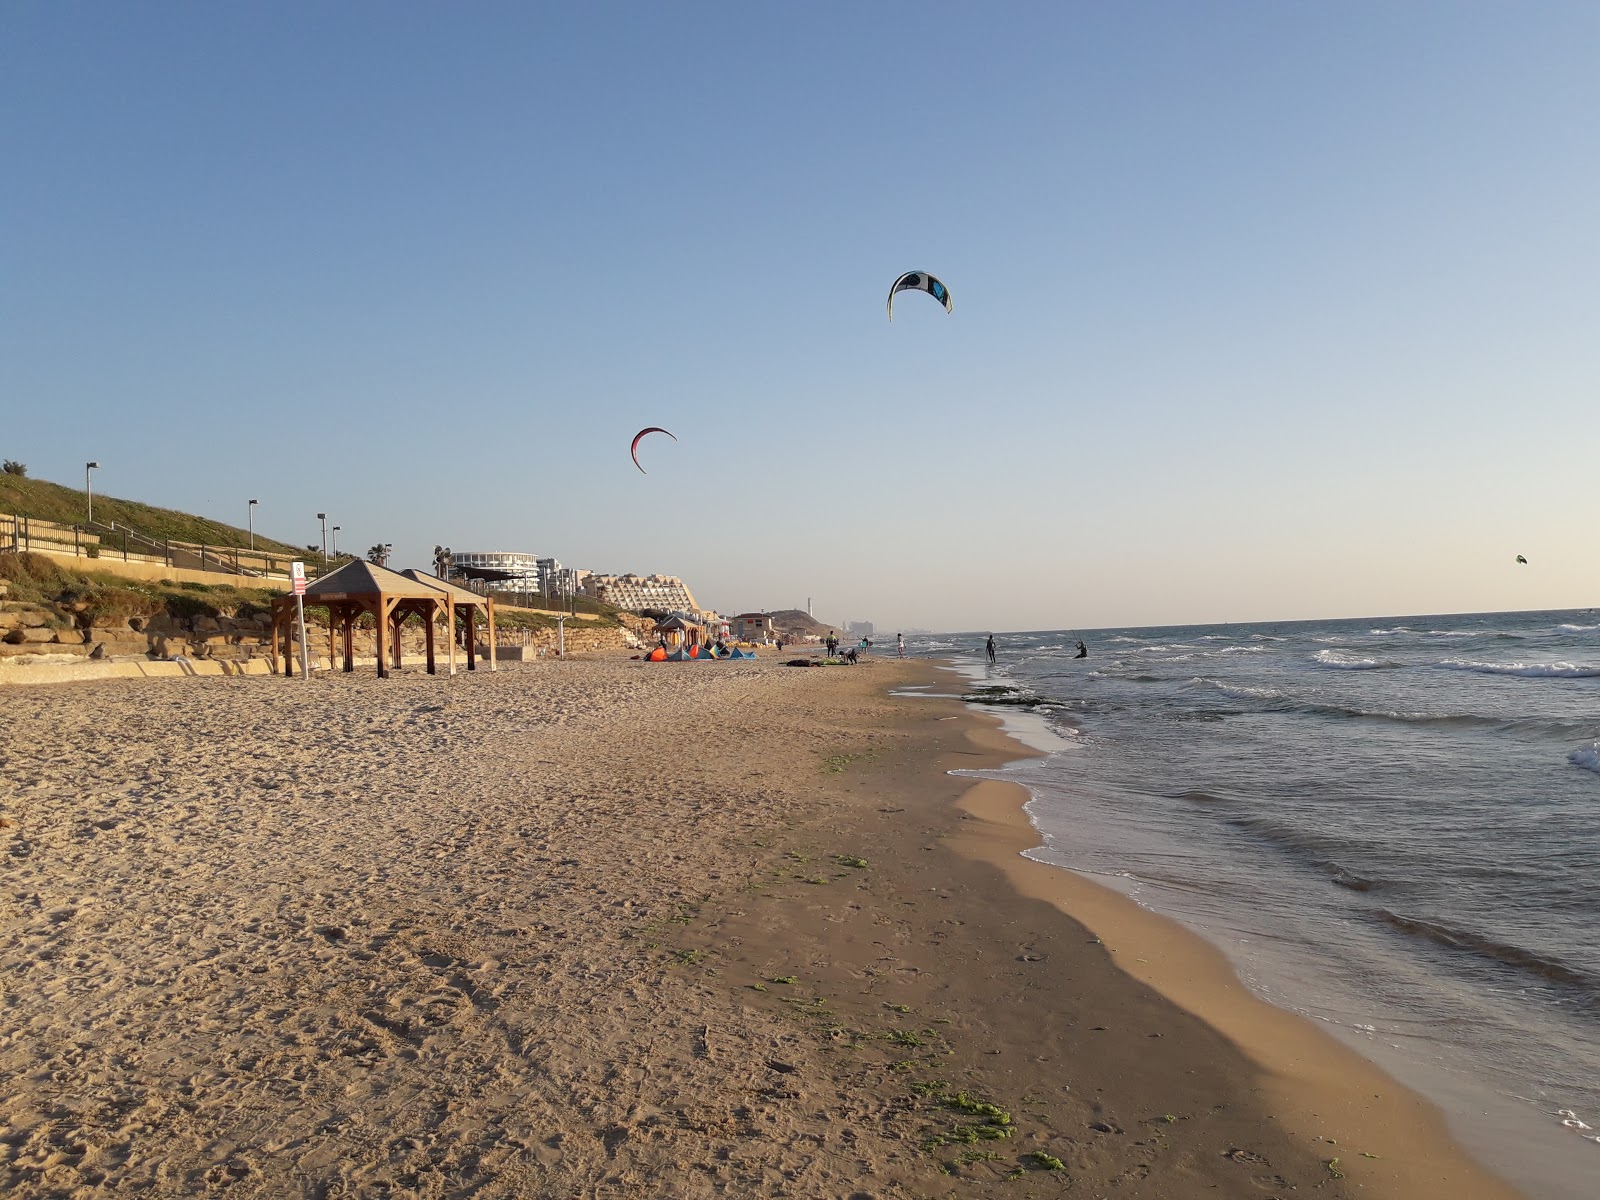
[1374,910,1596,991]
[1558,624,1600,632]
[1313,649,1399,670]
[1435,659,1600,679]
[1370,627,1413,635]
[1109,636,1143,644]
[1424,630,1477,638]
[1217,645,1269,654]
[1184,677,1286,702]
[1570,744,1600,775]
[1250,633,1288,641]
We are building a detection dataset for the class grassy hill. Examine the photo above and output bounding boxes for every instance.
[0,471,305,556]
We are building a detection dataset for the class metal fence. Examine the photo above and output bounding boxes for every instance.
[2,513,296,580]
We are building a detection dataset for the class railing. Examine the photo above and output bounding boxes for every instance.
[2,513,298,580]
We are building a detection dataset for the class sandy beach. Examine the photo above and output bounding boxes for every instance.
[0,656,1520,1198]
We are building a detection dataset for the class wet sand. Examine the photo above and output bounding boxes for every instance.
[0,656,1518,1197]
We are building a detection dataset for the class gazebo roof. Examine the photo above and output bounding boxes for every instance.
[654,614,703,630]
[401,568,491,608]
[300,559,446,602]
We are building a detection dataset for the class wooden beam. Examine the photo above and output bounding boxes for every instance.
[465,606,476,671]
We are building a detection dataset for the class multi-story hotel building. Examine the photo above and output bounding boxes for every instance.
[582,572,702,615]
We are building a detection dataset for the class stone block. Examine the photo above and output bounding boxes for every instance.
[143,613,178,634]
[193,616,222,633]
[90,614,133,630]
[0,641,89,658]
[6,627,59,644]
[53,629,86,645]
[18,610,48,628]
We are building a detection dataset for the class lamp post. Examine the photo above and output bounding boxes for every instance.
[316,513,327,566]
[85,461,100,525]
[248,499,258,550]
[331,526,340,559]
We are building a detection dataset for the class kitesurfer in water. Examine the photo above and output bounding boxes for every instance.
[985,635,996,664]
[1074,640,1088,659]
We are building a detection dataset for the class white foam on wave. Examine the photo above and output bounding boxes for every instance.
[1218,645,1269,654]
[1425,630,1478,638]
[1436,659,1600,679]
[1185,677,1286,702]
[1569,744,1600,775]
[1558,624,1600,632]
[1371,627,1413,635]
[1313,649,1393,670]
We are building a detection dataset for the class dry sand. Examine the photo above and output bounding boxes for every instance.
[0,656,1519,1198]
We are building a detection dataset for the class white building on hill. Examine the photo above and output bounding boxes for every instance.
[583,572,702,615]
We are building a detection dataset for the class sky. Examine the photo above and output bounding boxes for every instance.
[4,2,1597,631]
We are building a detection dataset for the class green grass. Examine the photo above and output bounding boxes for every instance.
[0,473,305,555]
[0,552,281,622]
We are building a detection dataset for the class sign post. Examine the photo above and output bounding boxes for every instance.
[555,614,567,659]
[291,561,310,681]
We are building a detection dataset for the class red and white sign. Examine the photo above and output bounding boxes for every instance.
[291,561,307,596]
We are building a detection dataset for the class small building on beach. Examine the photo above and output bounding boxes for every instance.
[731,612,775,644]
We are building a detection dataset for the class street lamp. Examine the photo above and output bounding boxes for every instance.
[248,499,258,550]
[85,461,100,525]
[316,513,327,565]
[331,526,340,558]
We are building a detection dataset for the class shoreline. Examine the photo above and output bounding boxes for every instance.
[938,704,1524,1199]
[0,655,1525,1197]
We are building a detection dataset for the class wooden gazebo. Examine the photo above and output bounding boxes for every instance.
[401,568,496,673]
[269,560,493,679]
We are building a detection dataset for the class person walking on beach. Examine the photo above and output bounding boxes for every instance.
[897,633,904,657]
[985,634,996,664]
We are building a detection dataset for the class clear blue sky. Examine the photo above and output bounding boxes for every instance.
[5,3,1597,630]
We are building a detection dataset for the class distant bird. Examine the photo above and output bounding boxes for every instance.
[1515,554,1528,565]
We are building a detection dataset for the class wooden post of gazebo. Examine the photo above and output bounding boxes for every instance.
[374,596,388,680]
[486,597,497,672]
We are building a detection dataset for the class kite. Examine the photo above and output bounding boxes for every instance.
[1515,555,1528,565]
[887,271,953,322]
[630,426,677,474]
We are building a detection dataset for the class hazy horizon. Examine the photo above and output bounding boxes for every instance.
[5,4,1596,631]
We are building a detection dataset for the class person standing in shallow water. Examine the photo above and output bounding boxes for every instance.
[985,634,996,664]
[1075,640,1087,659]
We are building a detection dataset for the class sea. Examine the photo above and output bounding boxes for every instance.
[907,609,1599,1199]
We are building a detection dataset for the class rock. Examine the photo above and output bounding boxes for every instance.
[52,629,86,645]
[90,615,132,630]
[148,635,192,660]
[193,616,222,633]
[18,610,48,628]
[143,613,177,634]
